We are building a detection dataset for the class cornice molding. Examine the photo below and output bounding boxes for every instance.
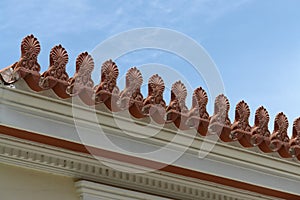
[75,180,170,200]
[0,134,282,200]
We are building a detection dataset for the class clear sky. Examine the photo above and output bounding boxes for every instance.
[1,0,300,134]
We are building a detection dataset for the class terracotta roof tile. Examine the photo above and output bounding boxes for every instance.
[1,34,300,161]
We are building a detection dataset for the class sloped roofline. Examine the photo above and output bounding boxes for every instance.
[1,34,300,161]
[1,35,300,199]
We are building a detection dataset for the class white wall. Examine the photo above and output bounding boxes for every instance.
[0,163,79,200]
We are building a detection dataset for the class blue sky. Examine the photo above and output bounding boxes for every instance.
[1,0,300,134]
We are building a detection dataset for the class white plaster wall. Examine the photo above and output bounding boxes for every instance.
[0,163,79,200]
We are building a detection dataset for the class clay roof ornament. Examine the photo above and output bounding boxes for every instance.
[15,34,41,74]
[0,35,42,90]
[289,117,300,158]
[190,87,209,119]
[270,112,291,157]
[94,59,120,111]
[39,45,69,98]
[186,87,210,136]
[119,67,144,118]
[210,94,231,125]
[166,81,189,129]
[66,52,94,105]
[250,106,272,152]
[167,81,188,114]
[230,101,252,146]
[142,74,166,124]
[208,94,231,141]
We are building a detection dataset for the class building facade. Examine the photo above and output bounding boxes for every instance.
[0,35,300,200]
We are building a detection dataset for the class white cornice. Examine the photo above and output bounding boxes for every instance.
[0,134,282,200]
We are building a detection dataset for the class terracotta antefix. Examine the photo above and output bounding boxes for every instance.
[186,87,209,136]
[66,52,95,105]
[208,94,231,141]
[94,59,119,111]
[119,67,144,118]
[231,100,252,147]
[250,106,272,152]
[4,34,42,91]
[142,74,166,124]
[40,44,69,98]
[166,81,189,129]
[270,112,291,158]
[289,117,300,158]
